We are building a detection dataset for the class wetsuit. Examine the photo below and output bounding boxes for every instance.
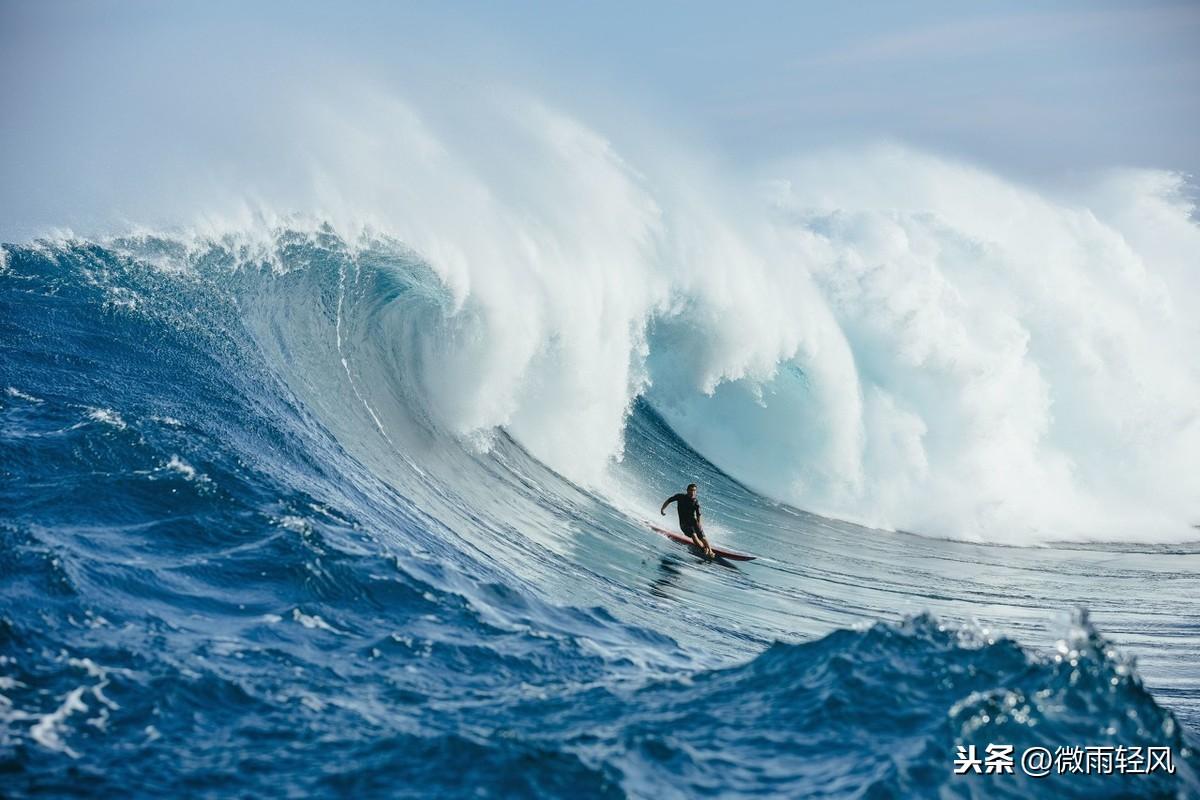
[665,493,703,535]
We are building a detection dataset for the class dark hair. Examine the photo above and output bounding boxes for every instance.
[687,483,697,491]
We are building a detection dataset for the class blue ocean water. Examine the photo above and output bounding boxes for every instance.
[1,233,1197,798]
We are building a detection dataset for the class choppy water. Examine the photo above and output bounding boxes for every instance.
[1,234,1197,798]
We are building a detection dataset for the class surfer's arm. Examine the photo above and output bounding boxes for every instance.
[659,495,679,516]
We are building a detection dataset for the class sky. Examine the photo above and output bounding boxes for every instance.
[1,0,1197,239]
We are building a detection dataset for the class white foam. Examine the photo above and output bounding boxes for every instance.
[29,686,88,758]
[91,683,119,711]
[278,515,310,533]
[66,657,107,679]
[291,608,342,634]
[5,387,42,403]
[163,455,200,481]
[86,408,127,430]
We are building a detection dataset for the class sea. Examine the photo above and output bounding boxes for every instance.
[2,223,1198,797]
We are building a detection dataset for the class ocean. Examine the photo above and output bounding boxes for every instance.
[1,229,1197,797]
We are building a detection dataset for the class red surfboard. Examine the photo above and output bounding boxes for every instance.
[648,524,757,561]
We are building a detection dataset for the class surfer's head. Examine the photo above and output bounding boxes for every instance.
[687,483,697,497]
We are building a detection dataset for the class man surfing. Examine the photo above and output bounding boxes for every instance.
[660,483,715,558]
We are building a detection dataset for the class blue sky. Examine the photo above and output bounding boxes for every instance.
[1,1,1197,238]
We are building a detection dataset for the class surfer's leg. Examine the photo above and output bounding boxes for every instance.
[690,522,715,557]
[682,522,707,553]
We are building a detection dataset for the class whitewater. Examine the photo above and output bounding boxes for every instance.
[2,91,1199,797]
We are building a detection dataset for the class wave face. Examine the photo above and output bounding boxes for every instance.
[2,235,1198,797]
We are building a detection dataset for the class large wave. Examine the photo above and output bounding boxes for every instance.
[24,87,1196,543]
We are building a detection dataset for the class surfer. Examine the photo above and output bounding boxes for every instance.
[660,483,715,558]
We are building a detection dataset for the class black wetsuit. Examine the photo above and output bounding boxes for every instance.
[666,493,703,535]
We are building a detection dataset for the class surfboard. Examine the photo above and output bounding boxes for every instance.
[648,524,757,561]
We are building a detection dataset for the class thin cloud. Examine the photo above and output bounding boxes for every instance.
[797,5,1200,70]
